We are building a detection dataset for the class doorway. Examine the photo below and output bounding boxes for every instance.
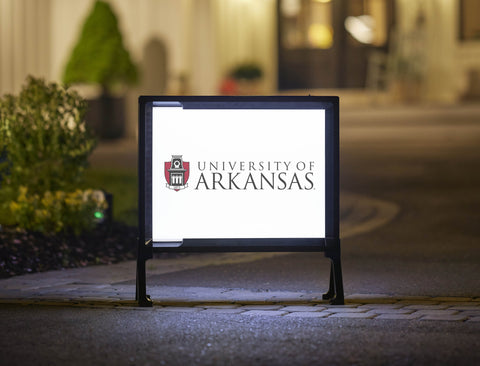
[278,0,394,89]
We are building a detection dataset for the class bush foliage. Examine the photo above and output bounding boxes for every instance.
[0,76,100,233]
[10,187,107,235]
[0,76,96,194]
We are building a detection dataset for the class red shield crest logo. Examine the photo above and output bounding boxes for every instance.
[165,155,189,191]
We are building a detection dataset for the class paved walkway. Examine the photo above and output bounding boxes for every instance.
[2,185,477,322]
[1,250,479,322]
[1,289,479,322]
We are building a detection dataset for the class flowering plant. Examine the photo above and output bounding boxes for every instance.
[10,187,107,234]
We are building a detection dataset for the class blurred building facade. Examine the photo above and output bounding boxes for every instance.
[1,0,479,137]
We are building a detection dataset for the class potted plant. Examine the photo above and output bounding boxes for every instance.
[220,62,263,95]
[63,0,138,139]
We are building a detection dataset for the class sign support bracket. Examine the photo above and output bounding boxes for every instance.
[136,240,153,307]
[323,239,344,305]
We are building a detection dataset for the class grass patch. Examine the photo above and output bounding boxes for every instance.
[82,168,137,226]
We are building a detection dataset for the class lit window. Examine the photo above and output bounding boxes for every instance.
[280,0,333,49]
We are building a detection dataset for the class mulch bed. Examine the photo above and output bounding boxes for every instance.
[0,222,138,278]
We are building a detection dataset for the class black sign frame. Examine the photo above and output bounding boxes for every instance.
[137,96,343,306]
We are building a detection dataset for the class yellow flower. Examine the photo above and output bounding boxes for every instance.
[9,201,19,212]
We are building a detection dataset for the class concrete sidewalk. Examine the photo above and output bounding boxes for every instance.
[1,293,479,322]
[1,189,479,322]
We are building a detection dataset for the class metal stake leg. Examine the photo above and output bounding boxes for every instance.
[323,238,345,305]
[322,262,335,300]
[136,258,152,307]
[330,255,344,305]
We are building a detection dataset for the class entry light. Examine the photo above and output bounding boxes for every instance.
[344,15,375,44]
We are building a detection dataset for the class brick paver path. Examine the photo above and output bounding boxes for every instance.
[1,292,478,322]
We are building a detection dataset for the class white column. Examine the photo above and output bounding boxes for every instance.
[423,0,458,103]
[0,0,52,95]
[394,0,459,103]
[0,0,14,94]
[189,0,219,94]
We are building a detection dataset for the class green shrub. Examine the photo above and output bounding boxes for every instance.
[0,76,96,195]
[0,76,99,232]
[9,187,107,235]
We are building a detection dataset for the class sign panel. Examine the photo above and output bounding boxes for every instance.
[151,108,326,242]
[139,96,339,249]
